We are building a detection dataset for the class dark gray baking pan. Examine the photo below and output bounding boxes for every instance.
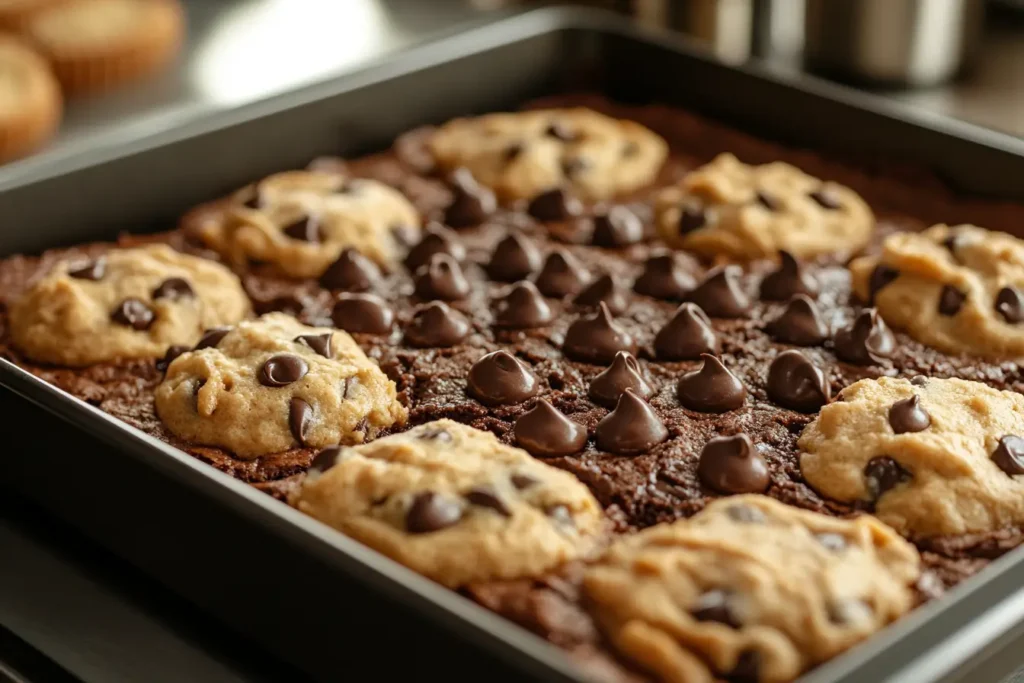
[4,7,1024,683]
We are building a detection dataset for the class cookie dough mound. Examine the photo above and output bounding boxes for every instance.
[428,108,668,201]
[187,169,420,279]
[291,420,606,587]
[583,495,919,683]
[850,224,1024,359]
[9,244,249,366]
[656,153,874,260]
[800,376,1024,537]
[155,313,406,458]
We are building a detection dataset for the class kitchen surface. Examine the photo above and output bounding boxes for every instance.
[4,1,1024,681]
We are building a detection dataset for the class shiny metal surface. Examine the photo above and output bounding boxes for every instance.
[803,0,984,86]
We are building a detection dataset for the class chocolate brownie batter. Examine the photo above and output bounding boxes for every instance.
[3,95,1024,681]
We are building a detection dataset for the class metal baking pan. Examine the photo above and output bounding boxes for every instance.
[4,6,1024,682]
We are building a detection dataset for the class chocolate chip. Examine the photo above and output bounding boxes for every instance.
[151,277,194,301]
[868,265,899,303]
[591,206,643,248]
[815,532,847,552]
[563,302,636,364]
[259,354,308,387]
[528,188,582,221]
[996,286,1024,324]
[589,351,653,408]
[282,215,321,242]
[766,350,830,413]
[493,281,553,329]
[573,274,629,314]
[444,167,497,227]
[194,326,231,350]
[809,188,842,209]
[308,445,342,476]
[943,234,961,254]
[406,492,462,533]
[320,248,380,291]
[888,395,930,434]
[487,232,541,282]
[503,143,524,162]
[241,188,262,209]
[677,354,746,413]
[766,295,829,347]
[688,266,751,318]
[111,298,155,330]
[992,435,1024,475]
[828,599,872,626]
[466,350,539,406]
[289,397,312,446]
[759,251,818,301]
[332,293,394,334]
[404,222,466,271]
[698,433,769,494]
[294,333,333,358]
[511,473,538,489]
[730,649,762,683]
[513,400,588,458]
[654,303,719,361]
[156,344,188,372]
[418,425,452,441]
[545,121,577,142]
[691,589,741,628]
[633,253,696,301]
[938,285,966,316]
[404,301,470,347]
[863,456,911,500]
[595,389,668,455]
[465,486,511,517]
[833,309,895,365]
[726,504,765,524]
[755,191,780,211]
[414,253,470,301]
[533,249,590,297]
[560,157,589,178]
[69,257,106,280]
[677,201,707,235]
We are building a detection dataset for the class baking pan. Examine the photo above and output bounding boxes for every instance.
[4,6,1024,682]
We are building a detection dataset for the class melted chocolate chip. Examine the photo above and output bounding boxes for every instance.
[697,434,770,494]
[868,265,899,303]
[444,168,497,227]
[815,532,847,552]
[309,445,342,476]
[406,492,463,533]
[332,293,394,334]
[487,232,541,282]
[404,301,470,347]
[513,400,588,458]
[320,248,380,291]
[863,457,911,500]
[404,222,466,271]
[259,354,308,387]
[688,266,751,318]
[996,286,1024,323]
[152,277,194,301]
[755,191,780,211]
[503,143,524,162]
[282,215,321,242]
[588,351,653,408]
[654,303,719,361]
[809,188,842,209]
[466,350,539,406]
[691,589,741,628]
[938,285,966,316]
[677,354,746,413]
[156,344,188,372]
[730,650,762,683]
[591,206,643,247]
[677,201,707,235]
[289,397,312,446]
[595,389,668,455]
[294,333,333,358]
[527,188,582,221]
[766,350,830,413]
[759,251,818,301]
[465,487,511,517]
[493,281,553,329]
[194,326,231,350]
[414,254,470,301]
[766,295,829,346]
[991,435,1024,475]
[573,274,629,314]
[563,302,636,364]
[888,395,930,434]
[68,258,106,280]
[111,299,155,330]
[546,121,577,142]
[833,309,895,365]
[533,249,590,297]
[633,253,696,301]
